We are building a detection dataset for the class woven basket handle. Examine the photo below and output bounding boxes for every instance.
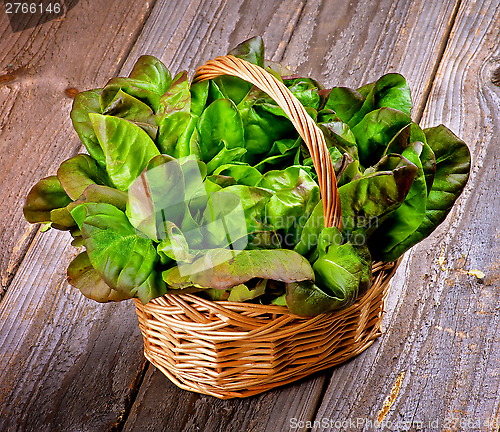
[193,55,342,230]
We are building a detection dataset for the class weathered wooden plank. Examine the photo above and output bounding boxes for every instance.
[312,0,500,430]
[123,366,326,432]
[0,230,147,432]
[119,1,465,431]
[118,0,307,76]
[0,0,155,298]
[282,0,461,118]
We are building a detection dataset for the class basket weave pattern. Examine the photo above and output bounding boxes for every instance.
[134,260,399,399]
[134,55,401,399]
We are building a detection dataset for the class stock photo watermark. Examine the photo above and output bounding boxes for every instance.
[289,416,500,430]
[3,0,79,32]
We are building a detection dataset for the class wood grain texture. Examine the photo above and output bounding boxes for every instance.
[312,0,500,430]
[0,230,147,432]
[118,0,307,76]
[122,366,326,432]
[282,0,461,118]
[0,0,154,297]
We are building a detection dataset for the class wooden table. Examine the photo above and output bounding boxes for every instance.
[1,0,499,430]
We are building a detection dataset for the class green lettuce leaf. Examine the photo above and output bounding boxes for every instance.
[351,107,412,167]
[100,55,171,112]
[71,202,165,304]
[340,154,417,236]
[163,248,314,290]
[67,251,129,303]
[286,227,371,316]
[89,113,160,191]
[213,36,265,105]
[155,71,191,155]
[102,89,157,140]
[375,125,471,258]
[57,154,113,200]
[23,176,72,225]
[369,142,427,261]
[70,89,106,167]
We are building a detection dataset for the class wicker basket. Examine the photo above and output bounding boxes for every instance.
[134,55,401,399]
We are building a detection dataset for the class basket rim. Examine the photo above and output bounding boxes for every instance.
[135,258,401,321]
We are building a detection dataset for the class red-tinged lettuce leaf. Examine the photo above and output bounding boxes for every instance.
[51,184,128,231]
[23,176,72,224]
[206,141,246,174]
[213,163,263,186]
[200,189,249,250]
[100,78,161,113]
[103,89,157,140]
[323,87,365,126]
[237,86,296,158]
[163,80,209,161]
[286,280,350,317]
[383,122,437,194]
[100,56,171,112]
[50,207,77,230]
[57,154,113,200]
[70,202,165,304]
[162,249,314,290]
[258,166,320,246]
[67,252,129,303]
[213,36,265,105]
[264,59,292,77]
[89,113,160,191]
[227,279,267,302]
[157,221,198,265]
[155,71,191,156]
[373,125,471,260]
[229,36,264,68]
[340,154,417,236]
[70,89,106,167]
[355,73,412,121]
[369,142,427,261]
[215,184,272,236]
[384,122,425,155]
[199,281,268,303]
[127,55,172,96]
